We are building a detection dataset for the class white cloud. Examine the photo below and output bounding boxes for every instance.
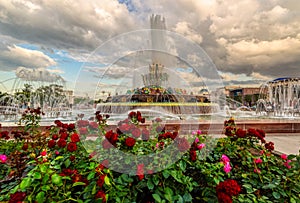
[221,35,300,68]
[0,0,137,50]
[1,0,300,88]
[0,44,56,71]
[173,21,203,44]
[250,72,272,81]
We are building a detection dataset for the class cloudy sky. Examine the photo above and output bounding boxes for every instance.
[0,0,300,96]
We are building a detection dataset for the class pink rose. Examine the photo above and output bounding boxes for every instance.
[280,154,288,160]
[284,160,292,169]
[41,150,47,156]
[194,137,199,143]
[197,143,205,150]
[254,158,263,164]
[221,154,230,163]
[223,162,232,174]
[0,154,7,163]
[254,168,261,174]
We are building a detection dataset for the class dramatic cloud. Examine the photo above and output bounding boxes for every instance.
[0,0,300,93]
[0,43,56,71]
[0,0,137,50]
[173,21,203,44]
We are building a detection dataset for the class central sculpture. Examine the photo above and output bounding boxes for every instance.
[96,15,213,116]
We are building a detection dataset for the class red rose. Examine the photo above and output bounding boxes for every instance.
[102,139,113,149]
[79,127,88,135]
[225,126,234,136]
[236,128,246,138]
[0,131,10,139]
[265,141,274,151]
[57,138,67,148]
[67,142,77,152]
[60,132,68,140]
[72,173,82,183]
[48,139,56,148]
[190,150,197,162]
[52,134,59,140]
[55,120,63,127]
[131,128,141,138]
[95,191,106,202]
[9,191,26,203]
[60,168,77,176]
[70,155,76,161]
[170,132,178,140]
[128,111,136,118]
[110,133,118,145]
[71,133,80,142]
[216,179,241,197]
[125,137,136,147]
[97,175,106,187]
[217,192,232,203]
[256,129,265,138]
[105,130,114,140]
[62,123,69,129]
[67,123,75,131]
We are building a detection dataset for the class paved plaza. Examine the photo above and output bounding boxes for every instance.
[267,133,300,155]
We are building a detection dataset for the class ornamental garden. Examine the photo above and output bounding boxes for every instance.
[0,108,299,203]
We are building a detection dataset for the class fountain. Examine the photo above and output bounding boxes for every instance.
[257,77,300,117]
[0,77,73,122]
[94,14,221,119]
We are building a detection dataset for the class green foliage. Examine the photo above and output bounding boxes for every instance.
[0,112,299,202]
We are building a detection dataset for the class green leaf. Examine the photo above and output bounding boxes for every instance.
[153,175,159,185]
[55,156,64,160]
[147,179,154,190]
[41,185,51,191]
[87,172,96,180]
[20,177,31,190]
[262,183,276,190]
[34,172,42,179]
[152,194,162,203]
[36,191,45,203]
[64,159,71,168]
[183,193,192,202]
[51,174,63,186]
[39,164,47,173]
[243,184,254,193]
[104,176,111,186]
[42,174,50,184]
[177,195,184,203]
[179,160,186,171]
[72,182,86,187]
[164,187,173,201]
[290,197,296,203]
[162,170,170,178]
[272,191,280,199]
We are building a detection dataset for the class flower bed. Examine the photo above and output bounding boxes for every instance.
[0,108,299,203]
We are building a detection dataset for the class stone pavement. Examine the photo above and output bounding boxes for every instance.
[267,133,300,155]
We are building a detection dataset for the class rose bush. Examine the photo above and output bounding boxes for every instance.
[0,109,299,202]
